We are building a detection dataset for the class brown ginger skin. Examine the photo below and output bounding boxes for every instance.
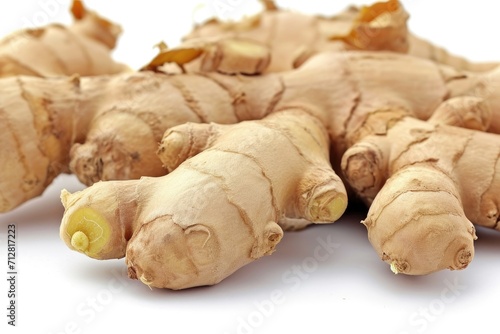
[0,0,128,78]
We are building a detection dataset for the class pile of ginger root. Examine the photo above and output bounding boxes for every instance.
[1,0,500,290]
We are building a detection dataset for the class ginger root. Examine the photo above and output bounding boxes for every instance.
[0,0,498,288]
[341,115,490,274]
[7,0,499,213]
[0,48,456,212]
[0,70,282,212]
[60,111,347,289]
[59,49,500,288]
[144,0,496,74]
[143,0,405,74]
[0,0,128,78]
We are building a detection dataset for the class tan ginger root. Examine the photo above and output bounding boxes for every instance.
[143,0,407,74]
[0,0,128,78]
[60,111,347,289]
[0,37,496,203]
[5,0,500,213]
[58,49,500,288]
[0,70,282,212]
[341,114,495,274]
[144,0,497,75]
[0,49,445,212]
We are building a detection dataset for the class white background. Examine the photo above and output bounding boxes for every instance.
[1,1,500,333]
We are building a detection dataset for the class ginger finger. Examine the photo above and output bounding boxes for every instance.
[363,165,476,275]
[159,117,346,223]
[158,111,347,223]
[0,68,284,212]
[0,0,127,78]
[157,122,227,172]
[60,110,347,289]
[429,96,491,131]
[143,38,271,75]
[68,71,282,185]
[343,114,500,274]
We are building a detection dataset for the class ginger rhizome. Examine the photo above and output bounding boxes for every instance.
[5,0,497,213]
[144,0,496,75]
[59,49,500,288]
[0,0,499,289]
[0,0,127,78]
[0,48,467,212]
[0,70,281,212]
[61,111,347,289]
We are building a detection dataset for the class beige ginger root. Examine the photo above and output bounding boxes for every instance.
[0,0,128,78]
[144,0,496,75]
[0,70,283,212]
[341,114,495,274]
[60,110,347,289]
[143,0,407,74]
[0,49,445,212]
[6,0,500,213]
[58,49,500,288]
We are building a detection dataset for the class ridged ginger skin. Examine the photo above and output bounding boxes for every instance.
[0,49,451,211]
[60,111,347,289]
[341,115,500,274]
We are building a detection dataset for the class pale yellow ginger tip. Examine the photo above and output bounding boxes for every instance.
[71,231,90,252]
[309,194,347,222]
[139,274,154,290]
[328,196,348,222]
[65,207,111,257]
[390,261,399,274]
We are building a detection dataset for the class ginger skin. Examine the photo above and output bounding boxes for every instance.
[0,0,127,78]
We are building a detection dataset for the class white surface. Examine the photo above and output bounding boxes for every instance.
[1,1,500,333]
